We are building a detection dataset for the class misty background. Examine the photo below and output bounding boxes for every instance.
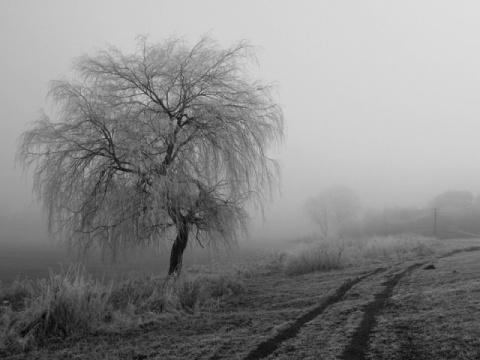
[2,1,480,262]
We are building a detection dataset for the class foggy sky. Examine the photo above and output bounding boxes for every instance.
[2,0,480,241]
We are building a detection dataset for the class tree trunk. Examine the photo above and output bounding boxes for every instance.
[168,215,189,276]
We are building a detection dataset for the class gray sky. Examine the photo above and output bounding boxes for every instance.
[2,0,480,240]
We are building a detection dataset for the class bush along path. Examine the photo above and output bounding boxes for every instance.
[241,267,388,360]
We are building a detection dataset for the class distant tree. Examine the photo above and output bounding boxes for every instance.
[304,192,330,238]
[305,186,362,238]
[430,190,473,209]
[17,35,284,276]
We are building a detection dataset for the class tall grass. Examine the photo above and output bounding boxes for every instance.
[358,234,436,259]
[0,265,111,353]
[0,265,246,355]
[282,240,346,276]
[283,233,437,276]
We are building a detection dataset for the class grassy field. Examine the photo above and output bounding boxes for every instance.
[1,235,480,359]
[0,239,265,289]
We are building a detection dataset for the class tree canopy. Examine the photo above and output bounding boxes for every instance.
[17,35,285,274]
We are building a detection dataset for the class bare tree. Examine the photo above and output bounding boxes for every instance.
[304,193,330,238]
[17,35,284,275]
[305,186,361,238]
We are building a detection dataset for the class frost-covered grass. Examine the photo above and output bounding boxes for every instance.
[0,265,246,356]
[2,238,480,359]
[283,234,437,276]
[357,233,436,260]
[0,265,111,353]
[282,240,347,276]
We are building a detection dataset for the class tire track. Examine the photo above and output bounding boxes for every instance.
[341,263,424,360]
[242,267,387,360]
[438,245,480,259]
[340,245,480,360]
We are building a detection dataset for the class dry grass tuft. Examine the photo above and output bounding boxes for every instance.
[282,234,437,276]
[283,241,346,276]
[357,233,436,260]
[0,265,111,353]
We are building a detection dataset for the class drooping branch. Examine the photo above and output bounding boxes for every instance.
[17,35,284,273]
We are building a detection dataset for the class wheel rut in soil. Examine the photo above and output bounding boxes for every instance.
[439,245,480,259]
[341,246,480,360]
[341,262,424,360]
[241,267,388,360]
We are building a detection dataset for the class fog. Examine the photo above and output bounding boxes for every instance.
[2,0,480,252]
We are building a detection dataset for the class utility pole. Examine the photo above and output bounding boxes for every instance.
[383,208,386,235]
[433,208,437,238]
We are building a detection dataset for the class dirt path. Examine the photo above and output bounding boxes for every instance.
[244,245,480,360]
[340,245,480,360]
[341,263,424,360]
[242,267,388,360]
[341,245,480,360]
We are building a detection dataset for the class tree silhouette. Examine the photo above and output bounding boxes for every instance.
[17,35,284,275]
[305,186,361,238]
